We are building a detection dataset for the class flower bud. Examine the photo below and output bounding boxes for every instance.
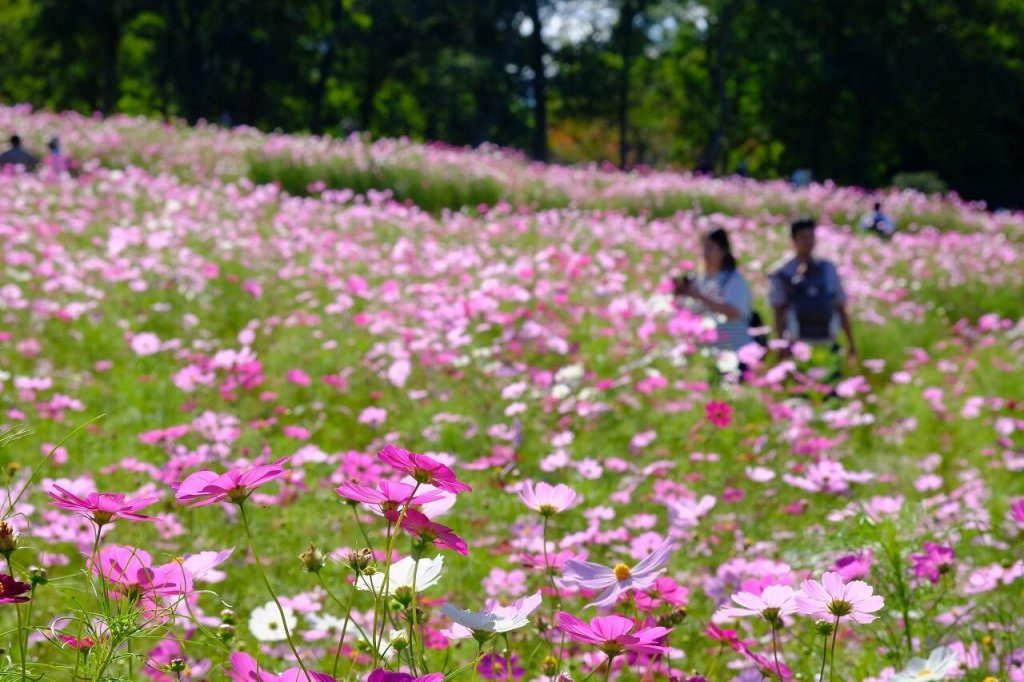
[169,658,189,674]
[814,620,835,637]
[299,543,326,573]
[542,655,559,677]
[346,548,375,574]
[220,608,236,624]
[218,623,236,641]
[0,522,20,556]
[28,566,47,586]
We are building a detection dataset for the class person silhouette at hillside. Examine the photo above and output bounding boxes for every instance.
[0,135,40,171]
[769,219,857,380]
[45,137,72,174]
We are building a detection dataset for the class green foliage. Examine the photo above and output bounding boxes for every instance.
[891,172,950,197]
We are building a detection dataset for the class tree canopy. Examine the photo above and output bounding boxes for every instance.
[1,0,1022,205]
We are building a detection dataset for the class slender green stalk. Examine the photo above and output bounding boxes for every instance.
[502,634,514,682]
[372,483,421,663]
[770,621,783,680]
[829,617,841,682]
[326,572,359,679]
[410,558,422,673]
[239,503,312,681]
[818,634,829,682]
[602,653,616,682]
[351,504,375,551]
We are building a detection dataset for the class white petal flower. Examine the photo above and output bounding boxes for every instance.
[356,556,444,596]
[889,647,958,682]
[441,603,529,635]
[248,601,296,642]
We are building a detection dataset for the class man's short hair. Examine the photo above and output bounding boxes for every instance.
[790,218,816,239]
[9,135,21,147]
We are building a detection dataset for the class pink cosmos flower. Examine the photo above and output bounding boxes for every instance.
[1008,498,1024,529]
[705,401,733,428]
[173,459,289,506]
[46,486,158,526]
[335,480,446,515]
[518,481,577,515]
[0,574,31,603]
[225,651,336,681]
[90,546,193,617]
[130,332,161,356]
[909,543,955,584]
[717,584,797,622]
[478,653,524,681]
[634,576,689,611]
[367,669,443,682]
[795,571,884,624]
[378,445,471,494]
[385,509,468,555]
[832,550,873,581]
[555,612,671,658]
[562,538,674,608]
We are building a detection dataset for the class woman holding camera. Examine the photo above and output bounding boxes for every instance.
[673,228,754,352]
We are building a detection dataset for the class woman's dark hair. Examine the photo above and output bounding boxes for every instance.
[706,227,738,271]
[790,218,816,238]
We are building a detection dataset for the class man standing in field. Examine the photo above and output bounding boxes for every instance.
[769,219,857,377]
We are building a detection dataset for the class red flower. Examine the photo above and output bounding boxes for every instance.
[0,573,30,604]
[385,509,468,555]
[378,445,471,494]
[46,486,158,526]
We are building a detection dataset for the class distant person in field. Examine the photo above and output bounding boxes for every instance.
[673,227,755,353]
[45,137,71,174]
[859,201,896,239]
[769,219,857,371]
[0,135,40,172]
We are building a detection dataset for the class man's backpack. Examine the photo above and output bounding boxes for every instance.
[787,261,835,340]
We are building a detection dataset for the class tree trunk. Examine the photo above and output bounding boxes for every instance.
[526,0,548,162]
[700,0,740,174]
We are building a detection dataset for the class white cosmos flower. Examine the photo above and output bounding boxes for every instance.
[248,601,296,642]
[440,603,529,636]
[356,556,444,596]
[889,646,958,682]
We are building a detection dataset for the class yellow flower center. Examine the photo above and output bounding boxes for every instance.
[613,563,631,581]
[916,670,931,678]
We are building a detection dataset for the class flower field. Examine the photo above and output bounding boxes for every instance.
[0,105,1023,681]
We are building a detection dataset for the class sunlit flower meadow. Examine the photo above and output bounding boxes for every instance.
[0,105,1022,681]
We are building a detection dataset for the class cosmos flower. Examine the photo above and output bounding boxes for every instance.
[174,459,289,507]
[46,486,158,526]
[518,481,577,515]
[377,445,471,494]
[561,538,674,608]
[795,572,884,624]
[555,612,670,657]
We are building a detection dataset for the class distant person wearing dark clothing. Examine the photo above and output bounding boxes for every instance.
[0,135,40,171]
[859,202,896,239]
[769,219,857,374]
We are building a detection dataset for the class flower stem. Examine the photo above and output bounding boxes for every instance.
[503,633,514,682]
[325,572,359,679]
[770,621,783,681]
[373,483,421,663]
[471,640,483,682]
[602,653,616,682]
[818,634,829,682]
[410,558,422,674]
[9,555,25,682]
[239,503,312,682]
[351,504,375,551]
[828,617,841,682]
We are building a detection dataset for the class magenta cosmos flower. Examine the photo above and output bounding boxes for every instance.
[367,669,443,682]
[909,543,955,584]
[518,481,577,515]
[1007,498,1024,528]
[336,480,446,514]
[0,574,31,604]
[225,651,336,681]
[795,571,884,624]
[378,445,471,494]
[47,485,158,526]
[705,401,733,428]
[556,612,671,658]
[385,509,468,555]
[562,538,674,608]
[174,459,289,506]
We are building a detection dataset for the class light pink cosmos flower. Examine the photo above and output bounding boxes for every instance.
[225,651,336,681]
[561,538,674,608]
[173,459,289,507]
[716,585,797,622]
[795,571,884,624]
[555,612,671,658]
[518,481,577,515]
[378,445,471,494]
[46,486,158,526]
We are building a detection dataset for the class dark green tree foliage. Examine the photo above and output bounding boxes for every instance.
[0,0,1021,204]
